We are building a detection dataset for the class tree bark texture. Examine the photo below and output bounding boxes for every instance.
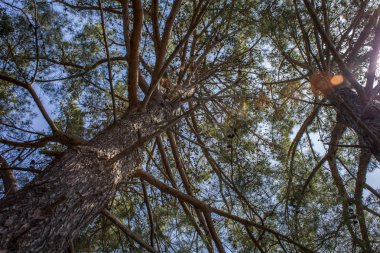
[310,73,380,161]
[0,104,173,252]
[328,85,380,162]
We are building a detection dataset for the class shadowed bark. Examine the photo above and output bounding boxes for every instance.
[0,103,173,252]
[310,73,380,162]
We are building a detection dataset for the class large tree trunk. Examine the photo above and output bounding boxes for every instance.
[0,103,173,252]
[328,86,380,161]
[310,73,380,161]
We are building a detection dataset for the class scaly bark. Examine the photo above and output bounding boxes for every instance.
[0,103,173,252]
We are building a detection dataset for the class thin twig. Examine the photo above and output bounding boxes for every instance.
[98,0,117,122]
[134,170,316,253]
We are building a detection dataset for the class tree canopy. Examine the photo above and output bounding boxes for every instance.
[0,0,379,252]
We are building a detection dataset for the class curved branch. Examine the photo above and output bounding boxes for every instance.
[353,148,373,253]
[0,74,58,132]
[134,169,316,253]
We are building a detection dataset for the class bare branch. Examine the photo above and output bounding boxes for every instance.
[101,209,159,253]
[127,0,144,108]
[134,170,316,253]
[365,17,380,95]
[0,74,58,132]
[98,0,117,122]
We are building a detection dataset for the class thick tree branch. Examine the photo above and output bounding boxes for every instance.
[302,0,365,99]
[150,0,160,53]
[354,148,373,253]
[141,2,208,108]
[310,73,380,162]
[0,74,58,132]
[326,123,361,247]
[0,167,41,174]
[134,169,315,253]
[167,131,219,250]
[127,0,143,107]
[365,18,380,95]
[155,136,214,252]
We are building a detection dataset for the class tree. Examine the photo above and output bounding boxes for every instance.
[0,0,379,252]
[261,1,380,252]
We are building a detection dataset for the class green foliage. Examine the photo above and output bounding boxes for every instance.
[1,0,379,252]
[0,10,14,36]
[55,98,84,137]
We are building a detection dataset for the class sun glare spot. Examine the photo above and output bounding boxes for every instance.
[239,100,248,117]
[330,75,344,86]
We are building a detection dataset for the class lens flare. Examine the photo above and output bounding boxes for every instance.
[330,75,344,86]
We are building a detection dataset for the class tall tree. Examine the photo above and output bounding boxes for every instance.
[0,0,379,252]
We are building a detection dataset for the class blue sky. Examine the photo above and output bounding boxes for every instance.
[291,127,380,189]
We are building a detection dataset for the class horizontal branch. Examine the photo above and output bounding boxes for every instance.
[38,56,126,71]
[0,167,41,174]
[0,132,85,148]
[134,170,315,253]
[0,136,55,148]
[55,0,122,14]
